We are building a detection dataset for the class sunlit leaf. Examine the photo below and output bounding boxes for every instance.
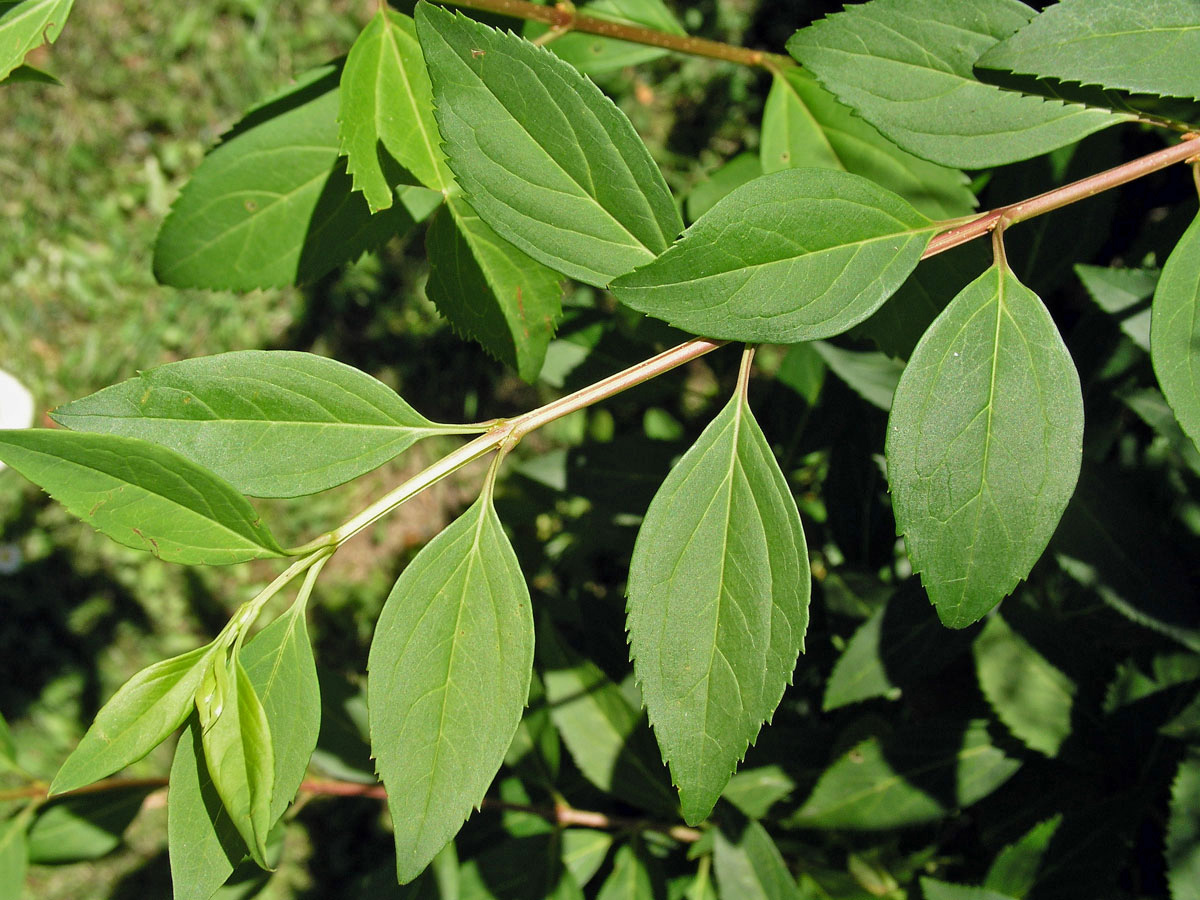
[416,1,682,287]
[596,842,655,900]
[627,385,809,824]
[788,720,1021,829]
[1152,211,1200,453]
[339,6,452,208]
[0,0,74,82]
[984,815,1061,897]
[713,811,803,900]
[762,67,975,219]
[974,614,1075,756]
[0,430,286,564]
[560,829,612,890]
[369,492,534,882]
[425,195,563,382]
[611,169,936,343]
[537,618,676,817]
[198,658,275,869]
[887,264,1084,628]
[27,787,151,864]
[976,0,1200,103]
[787,0,1128,168]
[154,65,440,290]
[53,350,457,499]
[51,644,216,794]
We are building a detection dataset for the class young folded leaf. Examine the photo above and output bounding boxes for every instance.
[887,264,1084,628]
[786,0,1128,168]
[197,657,275,870]
[154,64,440,291]
[50,643,216,795]
[339,6,453,208]
[52,350,465,498]
[368,491,534,883]
[1151,211,1200,454]
[415,1,683,287]
[425,196,563,382]
[627,365,809,824]
[975,0,1200,103]
[0,430,286,564]
[169,605,321,899]
[611,168,936,344]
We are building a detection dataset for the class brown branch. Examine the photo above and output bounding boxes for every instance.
[435,0,795,70]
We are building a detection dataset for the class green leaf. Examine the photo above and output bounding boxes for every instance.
[976,0,1200,103]
[0,0,74,82]
[0,710,14,769]
[52,350,455,499]
[527,0,685,76]
[611,169,936,344]
[1,62,58,84]
[154,64,440,290]
[686,153,762,223]
[1075,262,1157,351]
[973,614,1075,756]
[786,0,1128,168]
[169,606,320,899]
[339,7,452,209]
[1152,211,1200,453]
[198,657,275,869]
[537,618,676,817]
[415,1,682,287]
[596,842,655,900]
[823,584,976,711]
[920,879,1015,900]
[369,492,534,883]
[27,787,151,863]
[560,829,612,890]
[713,812,803,900]
[1168,751,1200,900]
[721,766,795,820]
[627,385,810,824]
[0,430,286,564]
[788,720,1020,829]
[762,68,974,220]
[811,342,905,412]
[0,811,29,900]
[51,643,216,794]
[425,196,564,382]
[984,815,1061,897]
[887,264,1084,628]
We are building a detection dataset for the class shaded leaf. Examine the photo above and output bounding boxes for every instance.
[713,811,803,900]
[596,842,655,900]
[416,2,682,287]
[920,879,1014,900]
[527,0,685,76]
[984,815,1061,897]
[1168,751,1200,900]
[721,765,795,820]
[686,153,762,223]
[612,169,936,344]
[0,0,73,82]
[51,643,215,794]
[788,720,1020,829]
[1,61,57,83]
[976,0,1200,103]
[155,65,440,290]
[52,350,455,499]
[0,710,14,769]
[425,196,563,382]
[339,6,452,208]
[0,810,29,900]
[627,385,809,824]
[197,658,275,868]
[1152,210,1200,452]
[537,618,676,816]
[369,493,534,883]
[973,614,1075,756]
[457,833,583,900]
[27,787,151,863]
[0,430,286,564]
[823,583,976,711]
[786,0,1128,168]
[811,342,904,411]
[762,67,975,219]
[887,265,1084,628]
[560,829,612,890]
[1075,262,1157,351]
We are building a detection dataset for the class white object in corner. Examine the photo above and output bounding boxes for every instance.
[0,369,35,472]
